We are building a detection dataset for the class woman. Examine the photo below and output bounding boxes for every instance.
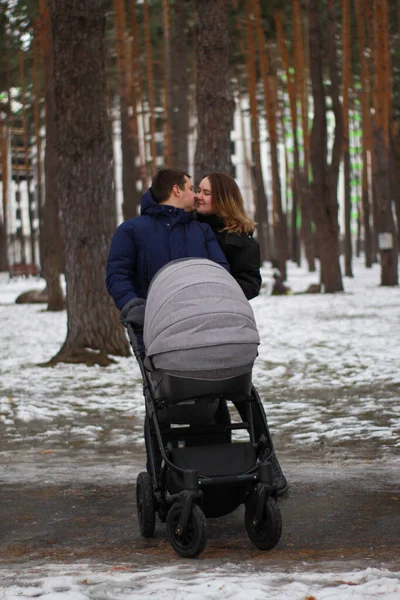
[195,172,262,300]
[196,173,288,496]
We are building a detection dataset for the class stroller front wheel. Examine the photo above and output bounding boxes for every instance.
[166,502,207,558]
[245,494,282,550]
[136,472,156,538]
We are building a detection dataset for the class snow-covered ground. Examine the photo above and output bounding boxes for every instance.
[1,258,400,598]
[1,564,400,599]
[1,258,399,458]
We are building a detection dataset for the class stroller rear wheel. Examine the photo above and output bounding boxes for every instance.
[136,472,156,538]
[166,502,207,558]
[245,494,282,550]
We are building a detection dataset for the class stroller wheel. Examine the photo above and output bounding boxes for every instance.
[136,472,156,538]
[245,494,282,550]
[166,502,207,558]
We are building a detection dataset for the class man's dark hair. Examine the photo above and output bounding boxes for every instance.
[151,169,190,203]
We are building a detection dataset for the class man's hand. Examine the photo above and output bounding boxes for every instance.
[120,298,146,330]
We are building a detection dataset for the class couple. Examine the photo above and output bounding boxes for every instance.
[106,168,261,324]
[106,168,288,496]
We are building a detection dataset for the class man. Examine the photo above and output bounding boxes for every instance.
[106,169,229,329]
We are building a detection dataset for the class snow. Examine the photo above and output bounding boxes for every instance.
[1,259,399,457]
[1,564,400,599]
[1,258,400,598]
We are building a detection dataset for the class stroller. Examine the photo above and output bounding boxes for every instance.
[127,258,283,558]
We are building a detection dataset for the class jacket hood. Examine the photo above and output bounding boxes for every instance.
[140,188,193,223]
[140,188,158,214]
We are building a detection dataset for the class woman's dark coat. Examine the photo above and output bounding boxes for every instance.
[197,214,262,300]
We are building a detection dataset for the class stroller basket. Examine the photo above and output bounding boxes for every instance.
[147,369,253,405]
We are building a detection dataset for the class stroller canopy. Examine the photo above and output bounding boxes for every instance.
[144,258,260,379]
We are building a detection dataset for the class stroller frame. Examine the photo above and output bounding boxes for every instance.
[128,324,282,557]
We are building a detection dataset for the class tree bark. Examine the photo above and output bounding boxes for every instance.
[308,0,343,293]
[168,0,191,172]
[48,0,130,365]
[255,2,287,278]
[354,0,373,267]
[114,0,140,220]
[130,0,149,189]
[143,0,157,174]
[194,0,235,182]
[0,118,9,272]
[293,0,315,271]
[341,0,353,277]
[372,0,398,285]
[38,0,65,311]
[19,51,37,267]
[364,0,379,262]
[161,0,172,166]
[33,28,43,268]
[239,0,270,263]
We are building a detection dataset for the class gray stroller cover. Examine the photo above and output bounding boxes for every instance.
[143,258,260,380]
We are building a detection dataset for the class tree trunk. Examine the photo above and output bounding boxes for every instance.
[293,0,315,271]
[33,28,43,268]
[114,0,140,220]
[308,0,343,293]
[0,21,10,271]
[169,0,191,172]
[364,0,379,262]
[276,7,304,271]
[162,0,172,166]
[354,0,373,267]
[372,0,398,285]
[38,0,64,311]
[0,118,9,271]
[48,0,130,365]
[391,137,400,246]
[255,1,287,279]
[194,0,235,181]
[130,0,149,188]
[143,0,157,174]
[291,177,299,265]
[239,0,270,263]
[19,51,37,267]
[341,0,353,277]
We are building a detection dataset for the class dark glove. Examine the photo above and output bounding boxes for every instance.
[120,298,146,330]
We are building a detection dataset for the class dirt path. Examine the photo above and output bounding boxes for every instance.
[1,459,399,571]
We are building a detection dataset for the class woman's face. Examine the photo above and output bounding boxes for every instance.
[195,177,215,215]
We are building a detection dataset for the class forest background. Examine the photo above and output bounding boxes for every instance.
[0,0,399,367]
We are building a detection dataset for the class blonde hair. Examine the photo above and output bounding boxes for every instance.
[206,172,256,235]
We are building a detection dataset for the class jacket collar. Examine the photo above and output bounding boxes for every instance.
[140,189,193,223]
[196,212,225,231]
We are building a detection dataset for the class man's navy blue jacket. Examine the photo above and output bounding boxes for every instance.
[106,189,230,311]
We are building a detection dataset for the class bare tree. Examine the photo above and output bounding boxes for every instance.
[48,0,129,365]
[0,116,8,272]
[168,0,191,172]
[239,0,270,263]
[194,0,235,181]
[354,0,373,267]
[38,0,64,311]
[292,0,315,271]
[255,1,287,277]
[114,0,141,220]
[308,0,344,292]
[143,0,157,174]
[341,0,353,277]
[371,0,398,285]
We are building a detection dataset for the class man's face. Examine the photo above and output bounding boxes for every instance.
[180,176,195,211]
